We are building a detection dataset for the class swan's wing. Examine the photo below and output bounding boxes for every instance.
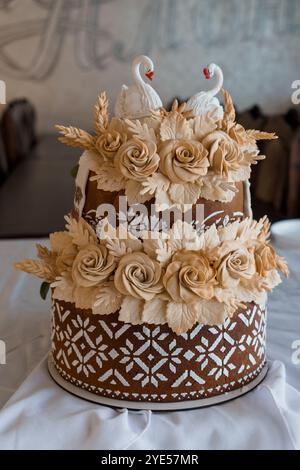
[195,95,223,119]
[185,92,207,111]
[115,84,162,119]
[144,84,163,110]
[186,92,223,117]
[207,97,224,120]
[123,87,145,118]
[114,84,128,117]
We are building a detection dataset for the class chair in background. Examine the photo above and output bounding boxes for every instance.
[0,133,8,185]
[0,99,37,172]
[287,125,300,218]
[238,106,300,221]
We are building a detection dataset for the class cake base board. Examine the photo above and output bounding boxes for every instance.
[48,354,268,411]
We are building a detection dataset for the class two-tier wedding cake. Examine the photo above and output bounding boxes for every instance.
[16,56,288,410]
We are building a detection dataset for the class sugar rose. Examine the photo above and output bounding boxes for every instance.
[56,244,77,274]
[159,140,209,183]
[228,123,249,146]
[49,232,77,275]
[114,252,163,300]
[95,130,127,159]
[217,245,256,288]
[115,138,159,181]
[163,250,216,303]
[202,131,242,176]
[72,244,116,287]
[255,243,278,276]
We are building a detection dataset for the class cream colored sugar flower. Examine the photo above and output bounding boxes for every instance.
[95,130,127,159]
[49,231,77,275]
[56,244,78,273]
[72,244,116,288]
[115,138,159,181]
[255,242,289,277]
[254,243,277,276]
[163,250,216,303]
[114,252,164,301]
[159,139,209,183]
[216,244,256,288]
[228,123,250,146]
[202,131,243,176]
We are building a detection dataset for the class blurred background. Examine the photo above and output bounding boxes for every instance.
[0,0,300,237]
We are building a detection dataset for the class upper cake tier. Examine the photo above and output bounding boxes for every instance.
[79,176,247,231]
[56,57,277,219]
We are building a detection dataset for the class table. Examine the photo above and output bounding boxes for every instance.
[0,238,299,449]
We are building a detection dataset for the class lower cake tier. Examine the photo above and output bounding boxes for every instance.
[50,297,267,408]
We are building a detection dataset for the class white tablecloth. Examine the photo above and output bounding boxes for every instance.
[0,239,300,449]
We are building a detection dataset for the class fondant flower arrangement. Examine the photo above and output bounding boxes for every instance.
[56,90,276,205]
[15,216,288,334]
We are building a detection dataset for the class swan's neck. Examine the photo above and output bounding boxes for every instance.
[132,60,147,92]
[208,65,223,97]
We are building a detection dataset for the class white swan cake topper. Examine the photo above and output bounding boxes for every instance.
[114,54,163,119]
[115,57,224,120]
[186,62,224,120]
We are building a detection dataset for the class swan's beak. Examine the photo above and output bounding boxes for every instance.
[203,67,211,79]
[145,70,154,81]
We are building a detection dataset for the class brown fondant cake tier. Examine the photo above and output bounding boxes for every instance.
[79,173,246,229]
[51,297,266,405]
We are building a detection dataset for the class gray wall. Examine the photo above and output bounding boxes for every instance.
[0,0,299,131]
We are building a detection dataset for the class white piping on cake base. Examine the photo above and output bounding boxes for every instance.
[48,354,268,411]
